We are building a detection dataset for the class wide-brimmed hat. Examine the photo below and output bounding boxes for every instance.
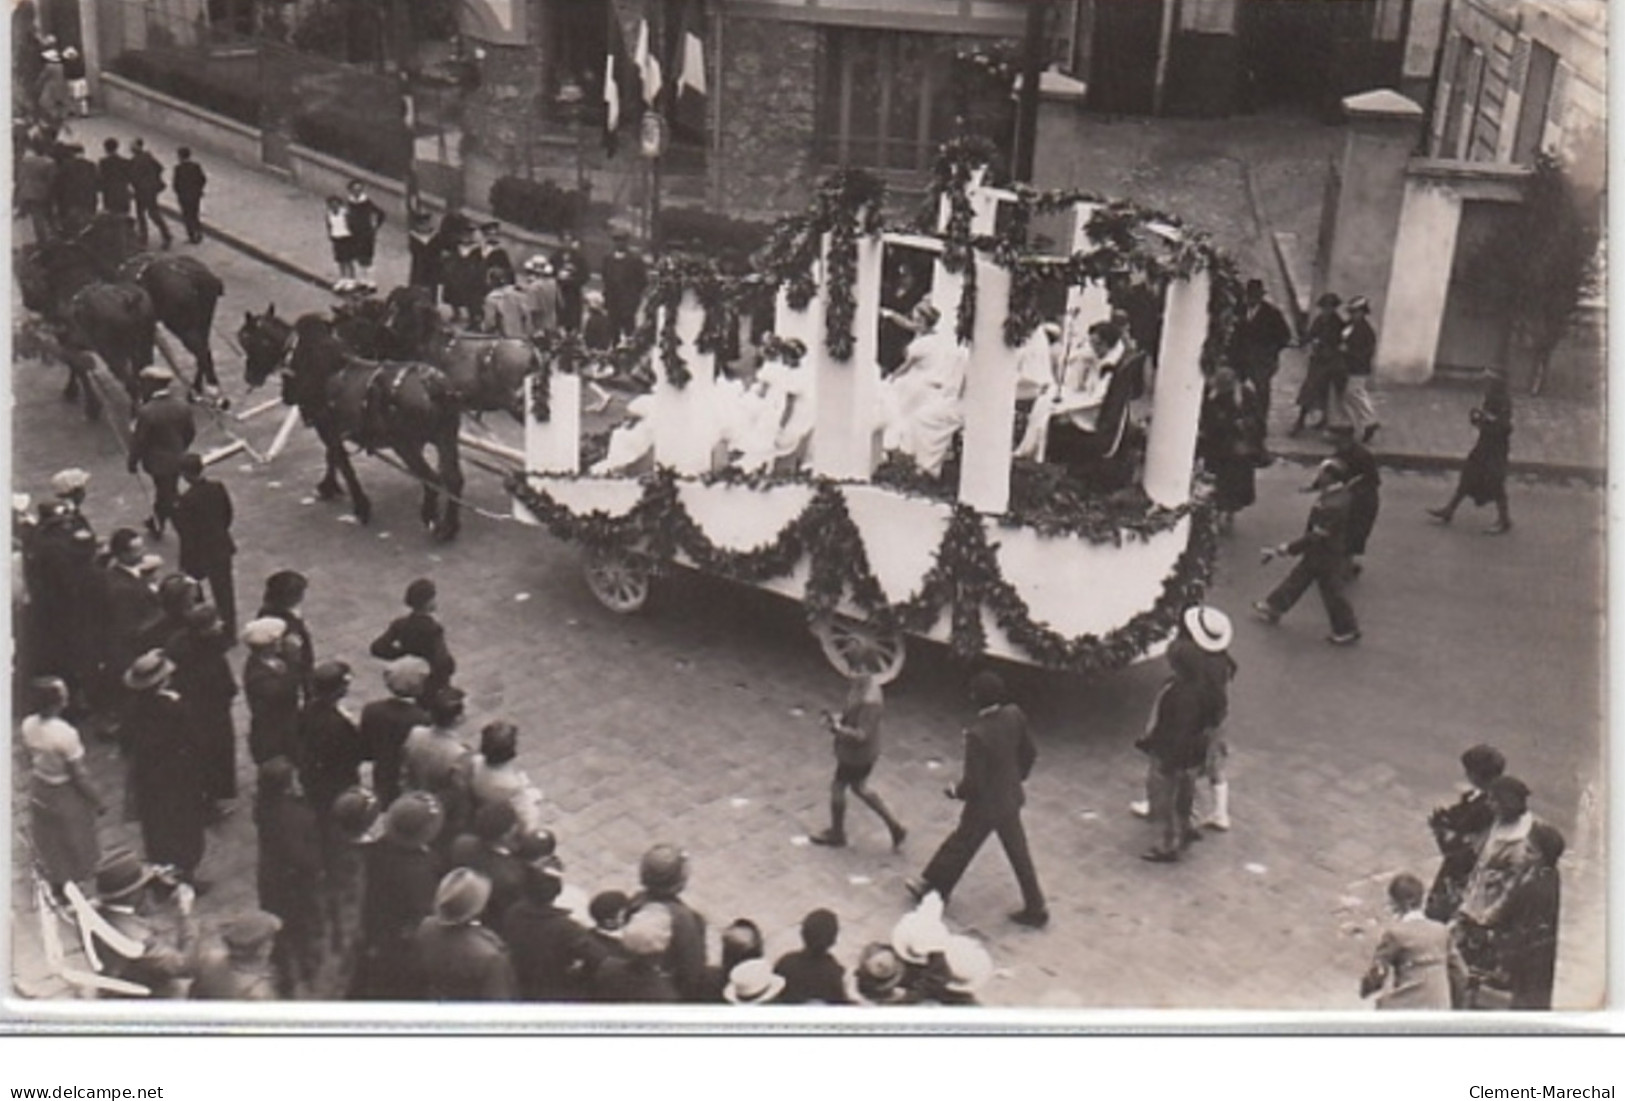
[139,364,175,383]
[433,867,492,925]
[384,791,445,848]
[848,942,905,1004]
[240,617,287,648]
[522,254,554,276]
[891,900,950,965]
[123,650,175,691]
[724,958,786,1005]
[942,935,993,995]
[50,468,90,496]
[221,910,283,954]
[1347,295,1371,313]
[1307,457,1350,491]
[1182,605,1233,653]
[383,655,431,697]
[95,850,156,901]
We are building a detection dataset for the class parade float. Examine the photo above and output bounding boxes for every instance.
[506,145,1241,683]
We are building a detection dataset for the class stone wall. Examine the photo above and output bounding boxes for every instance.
[716,15,820,220]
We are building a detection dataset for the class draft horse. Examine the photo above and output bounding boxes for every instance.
[382,285,537,422]
[239,306,466,541]
[14,225,155,420]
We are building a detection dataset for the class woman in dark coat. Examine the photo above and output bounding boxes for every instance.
[165,601,239,804]
[1497,821,1564,1009]
[121,651,208,883]
[1197,366,1263,529]
[1425,744,1505,921]
[1290,293,1343,436]
[1428,370,1513,534]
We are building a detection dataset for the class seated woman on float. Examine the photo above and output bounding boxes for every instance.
[877,303,967,477]
[714,337,815,475]
[1014,319,1126,464]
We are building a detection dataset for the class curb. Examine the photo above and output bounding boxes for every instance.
[1270,444,1602,485]
[157,199,336,295]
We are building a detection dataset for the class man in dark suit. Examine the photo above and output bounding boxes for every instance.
[1231,278,1293,430]
[53,143,100,232]
[101,527,160,716]
[907,671,1049,928]
[369,577,456,698]
[127,365,196,539]
[1253,457,1361,645]
[172,453,237,635]
[172,147,206,244]
[97,136,133,216]
[127,137,172,249]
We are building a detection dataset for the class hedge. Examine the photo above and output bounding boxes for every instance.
[657,207,771,265]
[107,52,262,128]
[489,176,584,235]
[293,112,406,179]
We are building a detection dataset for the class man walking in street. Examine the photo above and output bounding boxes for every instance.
[128,138,172,249]
[127,365,196,540]
[17,138,56,244]
[97,136,133,217]
[906,671,1048,929]
[53,143,99,232]
[1329,425,1381,578]
[1253,458,1361,645]
[1231,278,1292,434]
[172,453,236,635]
[601,228,648,342]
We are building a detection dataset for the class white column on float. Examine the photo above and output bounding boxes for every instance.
[957,254,1016,514]
[773,278,824,466]
[1142,269,1210,508]
[811,231,884,480]
[651,290,718,476]
[1064,201,1112,356]
[522,372,582,476]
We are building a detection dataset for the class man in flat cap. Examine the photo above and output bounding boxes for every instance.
[626,843,708,1001]
[128,364,196,540]
[191,910,283,1000]
[413,867,518,1000]
[242,617,300,765]
[359,657,431,808]
[359,792,446,998]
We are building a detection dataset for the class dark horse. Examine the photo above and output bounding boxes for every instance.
[116,251,226,394]
[382,285,538,421]
[14,215,155,419]
[238,306,466,541]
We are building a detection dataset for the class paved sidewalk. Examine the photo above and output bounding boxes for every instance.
[73,110,1604,478]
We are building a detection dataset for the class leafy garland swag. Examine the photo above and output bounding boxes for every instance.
[507,467,1217,674]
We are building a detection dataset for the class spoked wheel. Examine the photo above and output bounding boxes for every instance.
[813,614,907,684]
[582,546,653,614]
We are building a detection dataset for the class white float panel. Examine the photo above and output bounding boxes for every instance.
[988,516,1190,640]
[529,476,645,518]
[842,484,952,606]
[677,481,816,552]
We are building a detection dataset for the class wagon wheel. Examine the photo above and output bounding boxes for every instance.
[813,614,907,685]
[582,547,653,614]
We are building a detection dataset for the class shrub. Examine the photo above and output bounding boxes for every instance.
[107,52,262,127]
[657,207,771,266]
[489,176,584,235]
[293,112,405,179]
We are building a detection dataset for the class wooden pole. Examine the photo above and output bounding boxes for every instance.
[1013,0,1050,182]
[264,406,301,462]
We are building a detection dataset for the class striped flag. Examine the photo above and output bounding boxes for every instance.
[634,17,663,109]
[672,0,707,137]
[603,4,635,156]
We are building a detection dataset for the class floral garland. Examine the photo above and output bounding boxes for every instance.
[642,255,733,388]
[755,333,807,369]
[506,467,1216,673]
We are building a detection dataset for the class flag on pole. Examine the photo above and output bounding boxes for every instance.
[634,17,663,110]
[603,3,634,156]
[672,0,707,137]
[456,0,527,47]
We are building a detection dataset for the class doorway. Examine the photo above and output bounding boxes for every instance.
[1086,0,1164,115]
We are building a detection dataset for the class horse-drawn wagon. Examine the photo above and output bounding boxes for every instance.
[508,150,1239,683]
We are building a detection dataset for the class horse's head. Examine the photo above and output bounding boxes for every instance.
[239,305,295,390]
[382,285,440,353]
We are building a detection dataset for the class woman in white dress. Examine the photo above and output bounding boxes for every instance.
[879,304,967,476]
[1014,320,1125,467]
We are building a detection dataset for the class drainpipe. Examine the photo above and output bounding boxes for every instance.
[1152,0,1178,116]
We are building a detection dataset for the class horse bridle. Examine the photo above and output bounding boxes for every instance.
[246,320,298,387]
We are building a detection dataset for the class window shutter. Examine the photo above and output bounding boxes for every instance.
[1542,61,1570,153]
[1510,35,1530,94]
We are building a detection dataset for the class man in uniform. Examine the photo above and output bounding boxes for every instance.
[90,849,199,997]
[172,452,237,636]
[1253,457,1361,644]
[412,867,517,1000]
[127,137,172,249]
[600,228,648,342]
[127,364,196,539]
[97,136,133,217]
[906,671,1048,929]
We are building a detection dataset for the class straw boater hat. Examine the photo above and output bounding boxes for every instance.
[846,942,906,1005]
[241,617,288,649]
[1347,295,1371,314]
[50,468,90,496]
[123,650,175,691]
[723,958,786,1005]
[890,894,951,966]
[1182,605,1233,653]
